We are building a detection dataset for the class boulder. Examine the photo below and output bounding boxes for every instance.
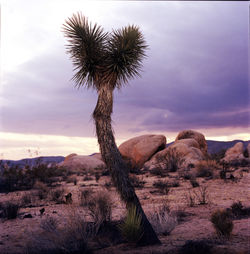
[60,155,105,171]
[144,138,204,170]
[64,153,77,162]
[175,130,208,156]
[118,134,166,169]
[222,142,248,164]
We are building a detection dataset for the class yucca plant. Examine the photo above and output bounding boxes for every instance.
[62,13,159,245]
[119,205,143,243]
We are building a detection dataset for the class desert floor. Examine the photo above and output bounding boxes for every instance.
[0,165,249,254]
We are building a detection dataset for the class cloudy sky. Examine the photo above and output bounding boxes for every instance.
[1,0,249,160]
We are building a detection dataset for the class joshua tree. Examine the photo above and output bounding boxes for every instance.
[62,13,160,245]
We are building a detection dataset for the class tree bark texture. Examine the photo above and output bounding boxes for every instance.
[93,85,160,246]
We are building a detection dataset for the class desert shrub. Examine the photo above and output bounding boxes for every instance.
[148,205,177,235]
[50,188,65,203]
[150,167,168,177]
[26,210,92,254]
[34,181,49,200]
[1,201,20,219]
[83,175,93,181]
[195,160,219,178]
[79,189,93,207]
[172,208,190,223]
[119,205,143,243]
[153,180,170,195]
[21,193,32,206]
[211,209,233,238]
[0,164,65,193]
[189,178,199,188]
[230,201,250,218]
[157,148,185,172]
[66,176,77,185]
[40,216,59,232]
[184,190,196,207]
[87,191,112,224]
[168,180,180,188]
[210,149,227,163]
[129,175,145,189]
[179,240,212,254]
[194,186,209,205]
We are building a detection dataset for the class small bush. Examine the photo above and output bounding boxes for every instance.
[1,202,20,219]
[50,188,65,203]
[34,181,49,200]
[66,176,77,185]
[21,193,32,206]
[190,178,199,188]
[153,180,170,195]
[195,160,219,178]
[27,209,91,254]
[119,205,143,243]
[150,167,167,177]
[156,148,185,172]
[83,175,93,181]
[129,175,145,189]
[211,209,233,238]
[87,191,112,224]
[40,216,58,232]
[148,206,177,235]
[179,240,212,254]
[79,189,93,207]
[194,186,209,205]
[184,190,196,207]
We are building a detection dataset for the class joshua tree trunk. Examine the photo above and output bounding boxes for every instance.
[93,84,160,246]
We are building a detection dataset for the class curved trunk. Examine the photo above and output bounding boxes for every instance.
[93,85,160,246]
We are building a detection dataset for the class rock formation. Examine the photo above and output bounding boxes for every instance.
[118,134,166,169]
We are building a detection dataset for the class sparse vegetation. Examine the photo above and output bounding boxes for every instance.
[211,209,233,238]
[189,178,199,188]
[0,163,65,193]
[194,186,209,205]
[26,209,92,254]
[50,187,65,203]
[87,191,112,224]
[129,175,145,188]
[148,205,177,236]
[80,188,94,207]
[179,240,212,254]
[1,201,20,219]
[195,160,219,178]
[34,181,49,200]
[153,180,170,195]
[156,148,185,172]
[40,216,59,232]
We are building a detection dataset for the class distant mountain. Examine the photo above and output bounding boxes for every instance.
[206,140,250,154]
[0,156,65,169]
[167,140,250,154]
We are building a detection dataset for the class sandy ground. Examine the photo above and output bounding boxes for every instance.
[0,166,249,254]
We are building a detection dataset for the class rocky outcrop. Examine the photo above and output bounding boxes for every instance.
[145,137,205,170]
[176,130,208,156]
[59,154,105,171]
[222,142,249,164]
[118,134,166,169]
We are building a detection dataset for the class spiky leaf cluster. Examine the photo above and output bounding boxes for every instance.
[62,13,147,90]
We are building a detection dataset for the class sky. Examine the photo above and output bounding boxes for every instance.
[0,0,249,160]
